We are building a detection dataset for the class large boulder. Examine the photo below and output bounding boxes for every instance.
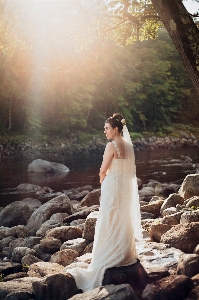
[161,222,199,253]
[28,159,70,173]
[0,201,32,227]
[46,226,82,243]
[179,174,199,200]
[32,273,78,300]
[26,194,74,235]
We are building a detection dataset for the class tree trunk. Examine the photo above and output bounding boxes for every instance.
[151,0,199,94]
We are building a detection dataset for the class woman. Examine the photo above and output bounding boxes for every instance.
[66,113,142,292]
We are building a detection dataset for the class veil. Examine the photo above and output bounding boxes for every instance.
[123,124,143,243]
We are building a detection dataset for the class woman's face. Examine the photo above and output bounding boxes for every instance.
[104,122,116,140]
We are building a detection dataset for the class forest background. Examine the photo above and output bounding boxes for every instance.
[0,0,199,146]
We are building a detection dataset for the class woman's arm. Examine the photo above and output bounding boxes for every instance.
[99,142,114,184]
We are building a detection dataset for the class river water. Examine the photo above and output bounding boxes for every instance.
[0,147,199,207]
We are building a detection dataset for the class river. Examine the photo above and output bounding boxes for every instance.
[0,147,199,207]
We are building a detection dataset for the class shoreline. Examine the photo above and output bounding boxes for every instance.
[0,131,199,160]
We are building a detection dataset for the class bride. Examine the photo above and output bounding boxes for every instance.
[66,113,142,292]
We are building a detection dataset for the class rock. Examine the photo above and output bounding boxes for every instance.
[26,194,74,235]
[139,187,155,199]
[177,254,199,278]
[0,225,29,240]
[180,210,199,224]
[21,198,42,213]
[141,212,156,219]
[0,236,15,253]
[140,199,164,218]
[21,254,43,266]
[9,238,25,256]
[103,261,151,295]
[142,275,194,300]
[70,219,85,228]
[162,212,183,225]
[83,242,93,254]
[138,242,184,275]
[50,212,69,222]
[0,277,41,300]
[60,238,88,255]
[63,205,99,223]
[68,284,140,300]
[39,237,62,254]
[11,247,37,263]
[27,262,63,278]
[161,222,199,253]
[70,190,90,201]
[16,183,41,192]
[78,189,101,208]
[32,244,51,262]
[162,207,177,217]
[0,202,31,227]
[23,236,42,249]
[3,291,34,300]
[179,174,199,200]
[28,159,70,173]
[46,226,82,243]
[0,262,22,277]
[36,219,62,238]
[82,211,98,241]
[3,272,27,282]
[185,196,199,208]
[50,249,79,266]
[149,224,173,242]
[160,194,184,215]
[64,261,89,271]
[74,253,92,264]
[32,273,78,300]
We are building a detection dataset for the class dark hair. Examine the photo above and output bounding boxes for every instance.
[105,113,124,133]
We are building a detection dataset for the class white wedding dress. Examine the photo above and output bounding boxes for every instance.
[66,125,142,292]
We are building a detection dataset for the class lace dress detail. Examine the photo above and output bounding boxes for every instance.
[66,138,140,292]
[112,140,121,159]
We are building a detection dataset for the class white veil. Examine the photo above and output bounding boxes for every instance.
[123,124,143,242]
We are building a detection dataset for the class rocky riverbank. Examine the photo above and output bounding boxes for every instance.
[0,130,199,160]
[0,174,199,299]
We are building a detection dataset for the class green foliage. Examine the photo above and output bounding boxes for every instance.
[129,132,143,140]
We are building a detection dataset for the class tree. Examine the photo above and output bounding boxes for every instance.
[93,0,199,93]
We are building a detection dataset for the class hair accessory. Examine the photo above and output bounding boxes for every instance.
[121,119,126,126]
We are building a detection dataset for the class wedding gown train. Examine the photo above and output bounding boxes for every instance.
[66,132,142,292]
